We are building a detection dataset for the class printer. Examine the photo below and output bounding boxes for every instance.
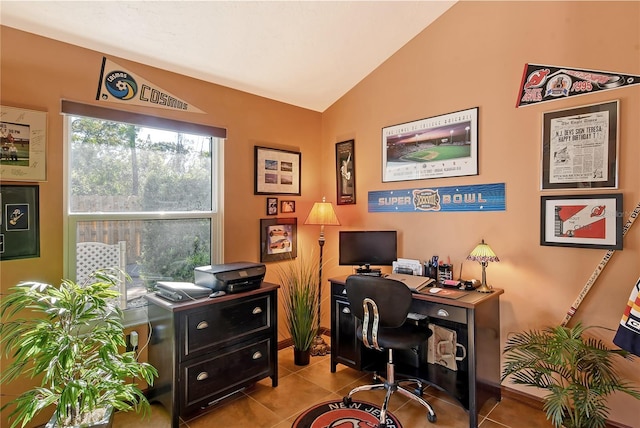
[194,261,266,294]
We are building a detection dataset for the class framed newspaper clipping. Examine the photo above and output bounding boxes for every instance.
[541,100,618,190]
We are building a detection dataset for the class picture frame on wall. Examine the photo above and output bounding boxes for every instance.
[266,197,278,215]
[280,200,295,213]
[0,105,47,182]
[260,217,297,262]
[0,184,40,260]
[540,193,623,250]
[382,107,478,182]
[254,146,301,195]
[541,100,618,190]
[336,139,356,205]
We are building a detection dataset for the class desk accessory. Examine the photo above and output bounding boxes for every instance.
[304,196,341,356]
[466,239,499,293]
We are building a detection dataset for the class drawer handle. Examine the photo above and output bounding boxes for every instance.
[252,307,263,315]
[196,321,209,330]
[196,372,209,381]
[342,307,351,314]
[437,309,450,317]
[252,351,263,360]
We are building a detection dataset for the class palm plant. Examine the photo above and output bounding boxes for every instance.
[275,253,320,362]
[501,322,640,428]
[0,269,157,428]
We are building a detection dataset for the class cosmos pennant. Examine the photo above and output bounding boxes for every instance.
[516,63,640,108]
[96,57,204,113]
[368,183,505,213]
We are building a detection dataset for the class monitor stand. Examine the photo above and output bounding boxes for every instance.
[356,265,382,276]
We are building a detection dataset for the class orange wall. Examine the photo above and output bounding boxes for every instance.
[1,1,639,426]
[321,2,640,425]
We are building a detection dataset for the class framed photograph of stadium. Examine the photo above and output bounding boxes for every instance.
[0,105,47,182]
[254,146,301,195]
[260,217,297,262]
[382,107,478,182]
[541,100,618,190]
[540,193,623,250]
[336,139,356,204]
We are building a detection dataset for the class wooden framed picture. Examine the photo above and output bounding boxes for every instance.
[0,184,40,260]
[260,217,297,262]
[336,139,355,205]
[280,200,295,213]
[266,197,278,215]
[541,100,618,190]
[540,193,623,249]
[382,107,478,182]
[1,105,47,181]
[254,146,301,195]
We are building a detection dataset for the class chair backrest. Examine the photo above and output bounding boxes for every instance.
[345,274,413,328]
[76,241,127,308]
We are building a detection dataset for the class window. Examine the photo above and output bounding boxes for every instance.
[63,102,225,310]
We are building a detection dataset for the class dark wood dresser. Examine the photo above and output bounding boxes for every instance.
[146,282,278,427]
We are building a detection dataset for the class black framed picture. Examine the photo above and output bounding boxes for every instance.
[254,146,301,195]
[260,217,297,262]
[266,197,278,215]
[541,100,618,190]
[336,139,355,205]
[0,184,40,260]
[540,193,623,249]
[280,200,295,213]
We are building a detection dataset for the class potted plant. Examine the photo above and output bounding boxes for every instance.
[501,322,640,428]
[0,269,158,428]
[275,253,320,366]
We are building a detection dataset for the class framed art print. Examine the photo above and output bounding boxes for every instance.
[382,107,478,182]
[540,193,623,249]
[260,217,297,262]
[280,200,295,213]
[266,197,278,215]
[336,139,356,205]
[0,105,47,181]
[0,184,40,260]
[254,146,301,195]
[541,100,618,190]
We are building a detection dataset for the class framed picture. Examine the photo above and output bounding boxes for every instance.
[254,146,301,195]
[260,217,297,262]
[336,139,356,204]
[382,107,478,182]
[266,197,278,215]
[540,193,623,249]
[280,200,295,213]
[1,105,47,181]
[0,184,40,260]
[542,100,618,190]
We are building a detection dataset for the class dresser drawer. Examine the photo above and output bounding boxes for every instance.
[181,338,272,414]
[180,295,271,359]
[410,300,467,324]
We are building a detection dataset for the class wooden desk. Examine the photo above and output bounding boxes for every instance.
[146,282,279,427]
[330,276,502,428]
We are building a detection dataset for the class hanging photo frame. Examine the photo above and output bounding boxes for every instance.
[254,146,301,195]
[260,217,297,262]
[0,105,47,182]
[0,184,40,260]
[336,139,356,205]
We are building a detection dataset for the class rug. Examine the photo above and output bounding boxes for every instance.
[292,399,403,428]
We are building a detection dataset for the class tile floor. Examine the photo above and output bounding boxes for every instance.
[114,346,553,428]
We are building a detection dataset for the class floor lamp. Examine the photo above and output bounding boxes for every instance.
[304,196,340,356]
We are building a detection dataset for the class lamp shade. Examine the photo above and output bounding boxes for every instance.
[304,197,340,226]
[467,239,499,263]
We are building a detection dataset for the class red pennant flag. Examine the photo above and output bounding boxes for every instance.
[516,63,640,108]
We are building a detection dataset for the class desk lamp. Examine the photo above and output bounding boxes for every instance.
[466,239,499,293]
[304,196,341,356]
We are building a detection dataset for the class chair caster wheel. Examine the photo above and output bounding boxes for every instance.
[343,396,352,406]
[427,413,437,423]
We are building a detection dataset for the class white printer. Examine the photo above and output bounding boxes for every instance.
[194,261,266,294]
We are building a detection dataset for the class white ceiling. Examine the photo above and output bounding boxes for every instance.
[0,1,456,112]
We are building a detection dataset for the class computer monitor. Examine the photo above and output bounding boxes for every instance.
[339,230,397,273]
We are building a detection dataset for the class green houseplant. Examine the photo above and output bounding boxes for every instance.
[0,269,158,428]
[275,254,320,366]
[501,322,640,428]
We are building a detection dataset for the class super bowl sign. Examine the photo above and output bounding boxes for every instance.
[368,183,505,213]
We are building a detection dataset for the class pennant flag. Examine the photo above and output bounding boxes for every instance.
[96,57,204,113]
[516,63,640,108]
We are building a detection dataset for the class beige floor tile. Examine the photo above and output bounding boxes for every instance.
[296,357,369,393]
[184,394,281,428]
[484,397,554,427]
[394,395,471,428]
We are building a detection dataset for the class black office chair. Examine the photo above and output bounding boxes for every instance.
[343,274,437,426]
